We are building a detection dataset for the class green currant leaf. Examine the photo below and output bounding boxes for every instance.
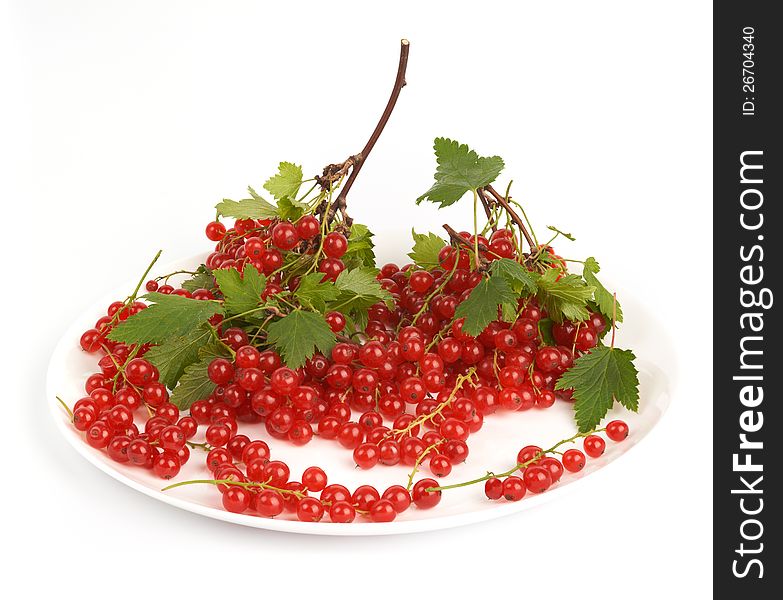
[108,293,223,345]
[537,317,556,346]
[535,269,594,323]
[342,223,377,270]
[329,267,393,315]
[293,273,340,312]
[180,265,215,293]
[416,138,504,207]
[265,309,336,369]
[454,273,516,336]
[583,257,623,323]
[489,258,538,294]
[169,341,231,410]
[144,326,212,389]
[215,191,277,220]
[275,197,309,222]
[213,265,266,315]
[408,229,446,269]
[555,346,640,432]
[263,161,304,200]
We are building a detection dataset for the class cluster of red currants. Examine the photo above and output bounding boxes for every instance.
[204,216,349,285]
[69,213,623,523]
[484,421,629,502]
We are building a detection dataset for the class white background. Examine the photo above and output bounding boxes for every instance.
[2,1,712,597]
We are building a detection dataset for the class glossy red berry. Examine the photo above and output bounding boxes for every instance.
[322,232,348,258]
[369,499,397,522]
[562,449,586,472]
[382,485,411,513]
[255,490,284,517]
[271,221,299,250]
[222,486,252,513]
[606,420,629,442]
[411,479,441,509]
[329,501,356,523]
[523,465,553,493]
[583,435,606,458]
[502,476,526,501]
[296,215,320,240]
[206,221,227,241]
[296,497,325,522]
[353,443,380,469]
[485,477,503,500]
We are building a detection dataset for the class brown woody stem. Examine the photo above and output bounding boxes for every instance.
[325,39,411,226]
[477,188,497,232]
[484,184,536,251]
[442,224,488,254]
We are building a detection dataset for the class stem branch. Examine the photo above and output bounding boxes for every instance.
[484,185,536,251]
[325,39,410,225]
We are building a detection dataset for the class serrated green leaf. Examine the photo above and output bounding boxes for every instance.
[213,265,266,315]
[342,223,376,270]
[219,187,277,219]
[330,267,393,315]
[167,339,231,410]
[408,229,446,269]
[266,310,336,369]
[108,293,223,345]
[535,269,594,323]
[294,272,340,312]
[279,197,308,222]
[181,265,215,293]
[490,258,538,294]
[263,162,303,200]
[416,138,505,207]
[454,273,516,336]
[215,195,278,220]
[583,257,623,323]
[555,346,640,432]
[145,327,212,389]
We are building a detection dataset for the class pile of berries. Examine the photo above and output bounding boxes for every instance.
[68,214,628,524]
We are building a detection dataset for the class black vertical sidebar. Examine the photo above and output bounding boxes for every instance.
[715,2,780,596]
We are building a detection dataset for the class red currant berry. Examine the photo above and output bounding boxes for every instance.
[322,232,348,258]
[296,497,325,522]
[206,221,227,241]
[562,449,586,472]
[502,476,526,501]
[583,435,606,458]
[222,486,252,513]
[429,453,452,477]
[255,490,284,517]
[351,485,381,512]
[605,420,629,442]
[296,215,320,240]
[271,221,299,250]
[411,479,441,509]
[539,457,564,483]
[369,499,397,522]
[485,477,503,500]
[382,485,411,513]
[153,453,180,479]
[523,465,553,493]
[208,358,235,385]
[329,501,356,523]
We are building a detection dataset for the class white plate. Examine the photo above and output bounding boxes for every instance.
[47,251,674,535]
